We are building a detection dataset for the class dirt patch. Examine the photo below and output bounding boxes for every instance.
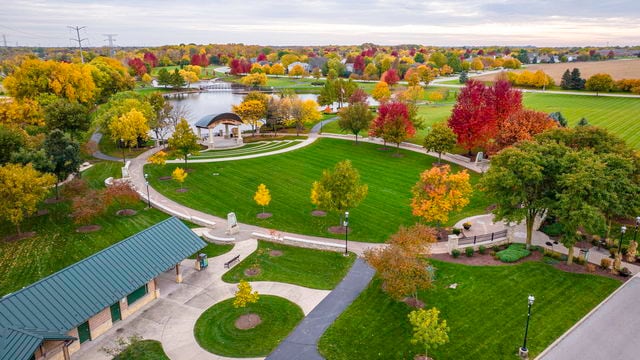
[485,204,497,212]
[176,188,189,193]
[311,210,327,217]
[116,209,137,216]
[184,168,195,173]
[257,212,272,219]
[159,176,172,181]
[269,250,283,257]
[391,153,404,158]
[76,225,102,233]
[44,197,65,204]
[235,313,262,330]
[402,297,425,308]
[328,225,352,235]
[4,232,37,242]
[244,267,261,276]
[473,59,640,83]
[432,250,543,266]
[413,356,433,360]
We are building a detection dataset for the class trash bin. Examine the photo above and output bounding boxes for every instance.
[198,254,208,270]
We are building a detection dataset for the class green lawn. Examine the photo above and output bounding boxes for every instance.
[318,260,620,360]
[98,133,155,160]
[0,162,172,296]
[188,242,234,259]
[222,241,355,289]
[194,295,304,357]
[187,140,304,160]
[114,340,169,360]
[145,138,492,242]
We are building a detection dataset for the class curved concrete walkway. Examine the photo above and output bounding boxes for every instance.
[90,131,127,162]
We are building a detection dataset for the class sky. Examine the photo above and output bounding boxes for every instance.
[1,0,639,48]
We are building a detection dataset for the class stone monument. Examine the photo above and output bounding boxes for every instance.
[227,212,239,235]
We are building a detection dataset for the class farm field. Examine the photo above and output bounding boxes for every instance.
[473,59,640,83]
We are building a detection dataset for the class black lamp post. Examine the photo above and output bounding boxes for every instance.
[343,211,349,256]
[144,173,151,208]
[519,295,535,358]
[618,225,627,256]
[634,216,640,243]
[120,138,126,165]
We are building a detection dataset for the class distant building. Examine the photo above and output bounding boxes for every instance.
[0,217,206,360]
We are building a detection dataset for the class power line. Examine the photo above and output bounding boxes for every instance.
[103,33,118,57]
[68,25,88,63]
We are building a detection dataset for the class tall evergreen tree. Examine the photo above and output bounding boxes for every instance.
[44,129,81,199]
[560,69,572,90]
[570,68,585,90]
[549,112,568,127]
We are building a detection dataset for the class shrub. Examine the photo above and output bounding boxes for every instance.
[619,267,632,277]
[609,247,618,257]
[586,263,596,273]
[451,249,461,258]
[496,244,531,263]
[492,245,500,252]
[489,250,496,257]
[541,222,564,237]
[478,245,486,254]
[600,258,612,270]
[452,228,461,236]
[465,247,474,257]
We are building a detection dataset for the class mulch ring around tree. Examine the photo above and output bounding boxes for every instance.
[244,267,261,276]
[257,212,272,219]
[116,209,137,216]
[328,226,352,235]
[4,232,37,242]
[176,188,189,193]
[159,176,172,181]
[269,250,283,257]
[402,297,425,309]
[44,197,65,204]
[311,210,327,217]
[184,168,196,173]
[30,209,49,217]
[413,355,433,360]
[235,313,262,330]
[76,225,102,233]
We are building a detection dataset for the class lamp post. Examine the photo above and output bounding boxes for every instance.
[634,216,640,243]
[120,138,126,165]
[519,295,535,358]
[618,225,627,256]
[144,173,151,209]
[343,211,349,256]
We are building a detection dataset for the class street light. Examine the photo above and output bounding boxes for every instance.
[144,173,151,208]
[634,217,640,243]
[519,295,535,358]
[120,138,126,165]
[343,211,349,256]
[618,225,627,256]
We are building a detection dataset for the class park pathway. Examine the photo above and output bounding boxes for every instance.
[90,130,126,162]
[266,258,375,360]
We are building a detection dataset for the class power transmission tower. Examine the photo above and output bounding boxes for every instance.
[68,25,88,63]
[103,33,117,57]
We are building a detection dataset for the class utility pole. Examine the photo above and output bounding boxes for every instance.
[103,33,117,57]
[2,34,7,48]
[68,26,88,63]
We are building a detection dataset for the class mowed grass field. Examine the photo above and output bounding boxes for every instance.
[145,138,492,243]
[324,91,640,148]
[318,260,620,360]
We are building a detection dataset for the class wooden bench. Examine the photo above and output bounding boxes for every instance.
[224,255,240,268]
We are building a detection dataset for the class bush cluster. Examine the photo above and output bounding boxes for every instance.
[451,249,461,258]
[478,245,486,255]
[497,244,531,263]
[465,247,474,257]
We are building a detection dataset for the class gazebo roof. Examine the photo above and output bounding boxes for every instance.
[195,113,242,128]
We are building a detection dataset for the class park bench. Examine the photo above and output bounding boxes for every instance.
[224,255,240,268]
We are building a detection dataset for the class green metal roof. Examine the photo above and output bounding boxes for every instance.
[0,217,206,360]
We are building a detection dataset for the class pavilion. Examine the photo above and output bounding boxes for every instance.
[194,112,244,149]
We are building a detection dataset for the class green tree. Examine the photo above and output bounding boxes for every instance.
[317,80,337,107]
[157,68,171,86]
[549,112,568,127]
[168,118,200,164]
[311,160,368,225]
[43,98,90,139]
[458,70,468,84]
[0,163,56,234]
[560,69,572,90]
[337,102,374,144]
[408,308,450,360]
[570,68,585,90]
[0,125,26,164]
[44,129,81,199]
[170,69,186,89]
[577,117,589,126]
[423,123,457,164]
[585,73,614,95]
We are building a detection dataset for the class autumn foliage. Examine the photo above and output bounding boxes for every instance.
[104,181,140,210]
[381,69,400,87]
[72,189,107,225]
[411,165,472,225]
[369,102,415,148]
[493,109,557,151]
[253,183,271,214]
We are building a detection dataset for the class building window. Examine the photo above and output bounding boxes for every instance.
[126,284,148,305]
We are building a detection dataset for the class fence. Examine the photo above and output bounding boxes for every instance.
[458,229,508,245]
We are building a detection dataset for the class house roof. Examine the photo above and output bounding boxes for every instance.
[195,113,242,128]
[0,217,206,360]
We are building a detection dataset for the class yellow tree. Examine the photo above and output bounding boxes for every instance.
[408,308,450,359]
[148,150,168,166]
[411,165,472,226]
[0,163,56,234]
[178,69,199,87]
[0,98,44,127]
[108,108,150,149]
[233,280,260,309]
[471,58,484,71]
[286,98,321,136]
[310,181,322,208]
[240,73,267,87]
[172,167,187,190]
[250,63,264,73]
[233,99,266,136]
[280,54,299,69]
[253,183,272,215]
[364,63,379,80]
[270,63,285,77]
[141,73,152,85]
[372,81,391,102]
[289,64,305,77]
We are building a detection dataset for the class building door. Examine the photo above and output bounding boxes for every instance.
[77,321,91,344]
[110,302,121,323]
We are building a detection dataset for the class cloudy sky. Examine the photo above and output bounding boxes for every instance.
[1,0,639,47]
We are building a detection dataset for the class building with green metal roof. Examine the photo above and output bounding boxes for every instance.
[0,217,206,360]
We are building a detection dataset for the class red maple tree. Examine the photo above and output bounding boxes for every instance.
[447,80,496,154]
[369,102,415,149]
[381,69,400,87]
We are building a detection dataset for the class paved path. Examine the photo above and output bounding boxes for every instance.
[90,131,127,162]
[266,258,375,360]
